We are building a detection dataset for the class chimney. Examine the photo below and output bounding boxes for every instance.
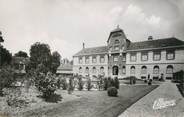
[148,36,153,40]
[83,42,85,49]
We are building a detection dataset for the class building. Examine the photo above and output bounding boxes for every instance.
[56,58,73,77]
[11,56,29,74]
[73,26,184,79]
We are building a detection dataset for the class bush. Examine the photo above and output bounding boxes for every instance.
[148,79,152,85]
[107,87,118,97]
[61,78,68,90]
[107,77,113,88]
[77,77,84,91]
[86,78,92,91]
[0,66,15,96]
[35,72,58,100]
[103,78,108,90]
[68,77,74,94]
[6,88,29,107]
[129,76,136,85]
[114,77,120,89]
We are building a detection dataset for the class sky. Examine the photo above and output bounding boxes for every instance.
[0,0,184,60]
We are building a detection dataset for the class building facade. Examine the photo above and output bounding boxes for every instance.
[73,26,184,79]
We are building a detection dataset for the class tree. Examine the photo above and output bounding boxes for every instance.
[14,51,28,58]
[0,66,15,95]
[29,42,51,73]
[51,51,61,73]
[0,46,12,66]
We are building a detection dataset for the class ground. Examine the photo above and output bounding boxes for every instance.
[13,85,158,117]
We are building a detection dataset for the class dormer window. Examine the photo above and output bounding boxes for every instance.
[114,40,120,44]
[112,33,122,38]
[114,46,119,51]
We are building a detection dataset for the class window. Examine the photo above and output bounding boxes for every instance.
[112,33,121,38]
[79,57,83,64]
[122,53,126,61]
[141,66,147,74]
[79,67,82,73]
[85,56,89,64]
[114,40,120,44]
[141,52,148,61]
[114,46,119,51]
[92,56,97,63]
[100,56,105,63]
[113,55,118,62]
[166,65,173,74]
[92,67,96,74]
[166,50,175,60]
[153,51,161,61]
[122,66,126,74]
[85,67,89,74]
[109,47,112,51]
[153,66,159,74]
[130,53,136,62]
[113,66,119,75]
[130,66,135,74]
[100,67,104,74]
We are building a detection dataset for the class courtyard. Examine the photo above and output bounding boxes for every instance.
[13,85,158,117]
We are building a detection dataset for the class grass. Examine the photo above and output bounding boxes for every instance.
[19,85,158,117]
[176,84,184,97]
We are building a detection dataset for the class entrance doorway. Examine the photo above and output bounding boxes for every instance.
[112,66,119,75]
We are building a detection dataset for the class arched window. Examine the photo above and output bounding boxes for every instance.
[92,67,96,73]
[114,39,120,44]
[79,67,82,73]
[130,66,135,74]
[85,67,89,74]
[113,66,119,75]
[153,65,159,74]
[141,66,147,74]
[166,65,173,74]
[100,67,104,74]
[122,66,126,74]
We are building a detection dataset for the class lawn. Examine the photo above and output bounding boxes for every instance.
[17,85,158,117]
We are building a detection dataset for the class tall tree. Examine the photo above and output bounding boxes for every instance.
[29,42,51,73]
[14,51,28,58]
[0,46,12,66]
[51,51,61,73]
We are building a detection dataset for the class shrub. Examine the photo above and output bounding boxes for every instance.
[107,77,113,88]
[61,78,68,90]
[114,77,120,89]
[129,76,136,85]
[68,77,74,94]
[6,88,29,108]
[0,66,15,96]
[35,72,58,100]
[107,87,118,97]
[77,77,84,91]
[148,79,152,85]
[86,78,92,91]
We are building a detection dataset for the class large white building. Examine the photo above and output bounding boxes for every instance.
[73,26,184,80]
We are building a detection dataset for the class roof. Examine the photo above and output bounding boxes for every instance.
[74,46,108,56]
[57,64,73,71]
[12,57,29,64]
[74,37,184,56]
[127,37,184,51]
